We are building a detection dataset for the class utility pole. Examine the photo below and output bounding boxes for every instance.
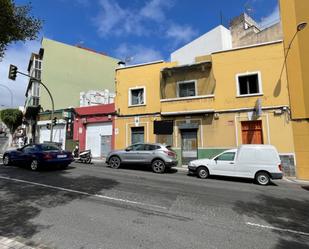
[8,65,55,142]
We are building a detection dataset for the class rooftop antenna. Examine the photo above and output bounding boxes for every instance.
[244,0,255,17]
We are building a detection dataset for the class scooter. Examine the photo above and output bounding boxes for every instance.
[72,146,92,164]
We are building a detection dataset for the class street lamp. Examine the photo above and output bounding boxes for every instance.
[297,22,307,32]
[280,22,307,78]
[0,84,13,107]
[279,21,307,119]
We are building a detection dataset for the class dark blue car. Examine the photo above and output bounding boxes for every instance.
[2,143,73,171]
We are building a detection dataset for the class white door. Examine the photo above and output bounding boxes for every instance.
[39,124,66,149]
[86,122,112,158]
[39,126,50,144]
[210,152,236,176]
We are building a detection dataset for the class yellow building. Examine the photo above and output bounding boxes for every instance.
[280,0,309,179]
[115,42,296,174]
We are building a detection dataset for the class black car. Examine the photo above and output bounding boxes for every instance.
[2,143,73,171]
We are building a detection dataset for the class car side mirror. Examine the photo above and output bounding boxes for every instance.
[125,148,131,152]
[17,148,22,151]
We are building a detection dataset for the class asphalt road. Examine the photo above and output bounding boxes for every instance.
[0,162,308,249]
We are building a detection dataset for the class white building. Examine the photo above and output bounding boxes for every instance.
[171,25,232,65]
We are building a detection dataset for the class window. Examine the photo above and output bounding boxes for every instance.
[131,127,144,144]
[215,152,235,161]
[156,134,173,146]
[30,58,42,80]
[237,72,262,96]
[32,82,40,97]
[40,144,60,151]
[130,88,145,106]
[144,144,160,151]
[23,145,37,153]
[177,81,197,97]
[128,143,145,151]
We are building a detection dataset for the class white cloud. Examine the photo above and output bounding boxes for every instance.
[140,0,173,21]
[0,41,41,108]
[258,5,280,29]
[114,44,163,64]
[166,23,197,45]
[94,0,145,37]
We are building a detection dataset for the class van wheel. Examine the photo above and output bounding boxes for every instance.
[197,166,209,179]
[255,172,270,185]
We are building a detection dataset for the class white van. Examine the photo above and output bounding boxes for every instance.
[188,145,283,185]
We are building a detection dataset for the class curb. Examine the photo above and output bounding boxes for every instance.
[284,177,309,185]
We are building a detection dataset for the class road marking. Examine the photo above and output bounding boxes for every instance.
[246,222,309,236]
[0,176,167,210]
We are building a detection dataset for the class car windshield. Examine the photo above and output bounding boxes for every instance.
[39,144,61,151]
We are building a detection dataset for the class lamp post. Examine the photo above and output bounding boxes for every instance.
[279,22,307,120]
[8,67,55,142]
[279,22,307,81]
[0,84,13,107]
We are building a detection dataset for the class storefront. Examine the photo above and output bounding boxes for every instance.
[73,103,115,158]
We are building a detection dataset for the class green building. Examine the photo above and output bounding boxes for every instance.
[24,38,119,148]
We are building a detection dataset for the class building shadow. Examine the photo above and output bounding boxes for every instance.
[116,164,178,174]
[186,173,277,186]
[233,194,309,248]
[0,168,118,242]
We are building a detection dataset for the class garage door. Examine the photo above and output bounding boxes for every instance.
[86,122,112,158]
[39,124,66,149]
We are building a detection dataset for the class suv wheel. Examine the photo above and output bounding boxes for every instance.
[109,156,121,169]
[152,159,165,173]
[197,166,209,179]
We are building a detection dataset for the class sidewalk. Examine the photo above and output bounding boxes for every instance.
[0,235,50,249]
[284,177,309,185]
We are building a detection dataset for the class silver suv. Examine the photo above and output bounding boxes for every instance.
[106,143,178,173]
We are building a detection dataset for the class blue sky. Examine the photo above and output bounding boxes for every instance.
[0,0,279,107]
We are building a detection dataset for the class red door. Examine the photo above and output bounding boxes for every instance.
[241,121,263,144]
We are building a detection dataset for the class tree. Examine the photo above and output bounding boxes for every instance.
[0,0,42,58]
[0,109,23,144]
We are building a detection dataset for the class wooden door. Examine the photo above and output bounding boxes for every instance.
[241,121,263,144]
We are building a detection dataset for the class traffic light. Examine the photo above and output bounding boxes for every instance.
[52,117,57,126]
[46,123,51,130]
[8,64,18,80]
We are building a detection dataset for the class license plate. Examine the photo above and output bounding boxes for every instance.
[57,155,67,158]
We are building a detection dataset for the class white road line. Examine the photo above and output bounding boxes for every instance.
[0,176,167,210]
[246,222,309,236]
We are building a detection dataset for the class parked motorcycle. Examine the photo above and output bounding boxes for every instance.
[72,146,92,164]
